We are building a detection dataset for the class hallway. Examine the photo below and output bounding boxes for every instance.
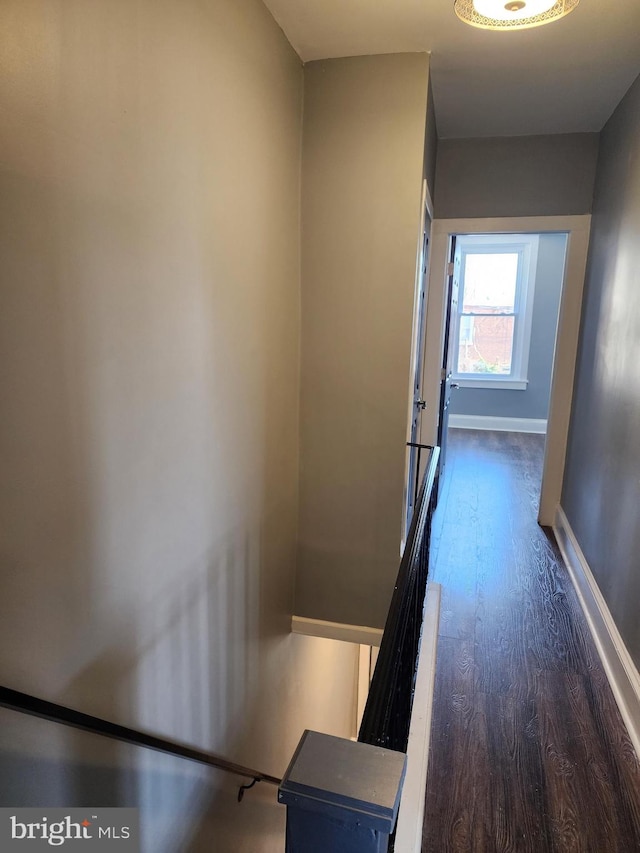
[422,429,640,852]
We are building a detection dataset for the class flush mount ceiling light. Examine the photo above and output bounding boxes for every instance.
[454,0,580,30]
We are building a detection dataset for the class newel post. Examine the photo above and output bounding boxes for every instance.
[278,730,406,853]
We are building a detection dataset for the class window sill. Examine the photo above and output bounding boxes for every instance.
[454,378,528,391]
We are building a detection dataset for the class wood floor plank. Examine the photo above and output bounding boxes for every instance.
[483,692,553,852]
[536,672,630,852]
[424,638,491,853]
[423,429,640,853]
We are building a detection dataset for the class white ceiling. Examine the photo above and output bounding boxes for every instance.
[262,0,640,138]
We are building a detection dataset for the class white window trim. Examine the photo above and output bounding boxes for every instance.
[453,233,539,390]
[455,378,528,390]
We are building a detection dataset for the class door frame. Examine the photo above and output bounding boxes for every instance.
[420,214,591,526]
[402,179,435,545]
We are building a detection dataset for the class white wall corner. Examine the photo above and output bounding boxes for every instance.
[554,507,640,760]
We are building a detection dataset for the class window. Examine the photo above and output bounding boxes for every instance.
[452,234,539,390]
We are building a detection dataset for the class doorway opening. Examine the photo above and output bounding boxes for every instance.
[411,215,591,527]
[403,181,433,542]
[437,230,567,496]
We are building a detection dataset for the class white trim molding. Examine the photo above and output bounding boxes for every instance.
[554,507,640,760]
[455,378,528,390]
[395,582,441,853]
[449,414,547,434]
[452,233,539,387]
[291,615,383,647]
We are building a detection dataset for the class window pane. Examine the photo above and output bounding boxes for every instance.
[456,315,515,375]
[462,253,519,314]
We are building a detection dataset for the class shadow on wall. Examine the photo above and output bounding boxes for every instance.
[0,527,359,851]
[0,706,287,853]
[0,527,269,850]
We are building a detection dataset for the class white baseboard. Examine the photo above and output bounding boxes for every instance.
[554,507,640,759]
[395,582,441,853]
[448,414,547,434]
[291,615,383,647]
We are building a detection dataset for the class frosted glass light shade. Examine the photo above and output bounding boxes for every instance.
[474,0,555,20]
[454,0,580,30]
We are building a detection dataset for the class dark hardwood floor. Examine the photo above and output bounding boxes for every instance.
[422,429,640,853]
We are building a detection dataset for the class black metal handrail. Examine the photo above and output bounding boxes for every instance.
[0,686,280,801]
[358,445,439,753]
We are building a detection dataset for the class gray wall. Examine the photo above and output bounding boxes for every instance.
[434,134,599,219]
[0,0,358,840]
[562,73,640,668]
[296,54,430,628]
[451,233,567,421]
